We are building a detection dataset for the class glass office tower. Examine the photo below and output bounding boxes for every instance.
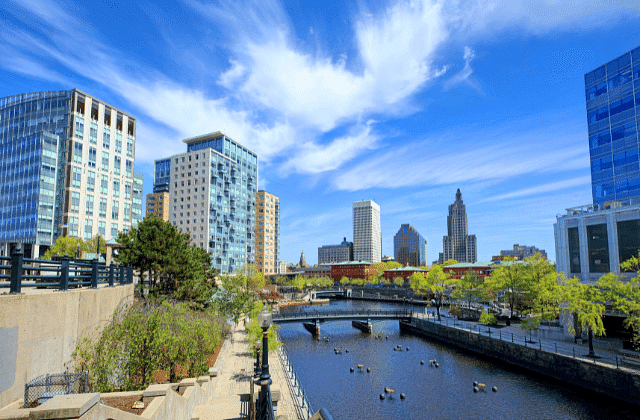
[0,89,139,258]
[586,46,640,207]
[393,224,427,267]
[166,131,257,274]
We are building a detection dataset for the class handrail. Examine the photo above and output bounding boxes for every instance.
[411,313,639,372]
[278,344,314,420]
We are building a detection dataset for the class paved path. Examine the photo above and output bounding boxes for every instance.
[193,319,303,420]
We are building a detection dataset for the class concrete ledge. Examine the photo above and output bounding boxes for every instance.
[0,409,29,420]
[143,384,172,403]
[196,375,208,386]
[28,393,99,420]
[178,378,196,393]
[100,390,144,399]
[141,395,165,419]
[208,367,219,377]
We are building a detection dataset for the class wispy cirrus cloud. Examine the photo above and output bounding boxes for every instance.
[479,175,592,203]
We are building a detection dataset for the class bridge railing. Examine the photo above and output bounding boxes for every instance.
[273,309,413,322]
[0,249,134,294]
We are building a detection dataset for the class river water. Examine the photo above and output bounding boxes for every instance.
[277,300,638,420]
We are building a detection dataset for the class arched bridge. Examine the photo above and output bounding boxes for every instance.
[272,309,413,336]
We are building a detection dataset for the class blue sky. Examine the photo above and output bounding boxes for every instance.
[1,0,640,265]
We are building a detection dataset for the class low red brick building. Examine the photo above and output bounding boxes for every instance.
[442,262,493,281]
[383,266,427,281]
[330,261,377,281]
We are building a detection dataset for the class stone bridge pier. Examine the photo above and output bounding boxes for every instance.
[352,319,373,334]
[303,319,321,337]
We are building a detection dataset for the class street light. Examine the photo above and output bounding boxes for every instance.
[257,306,273,418]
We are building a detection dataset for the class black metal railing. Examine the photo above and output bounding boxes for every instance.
[0,249,133,293]
[273,309,413,323]
[278,345,314,420]
[413,314,640,372]
[24,372,88,408]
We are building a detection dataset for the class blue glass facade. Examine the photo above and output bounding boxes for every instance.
[0,91,71,250]
[153,158,170,193]
[586,46,640,206]
[393,224,427,267]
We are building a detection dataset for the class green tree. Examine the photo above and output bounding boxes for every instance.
[442,259,458,267]
[43,235,107,260]
[524,254,562,325]
[411,264,451,321]
[598,272,640,346]
[484,257,529,321]
[450,269,483,309]
[408,272,425,288]
[212,275,256,323]
[372,261,402,276]
[339,276,350,286]
[479,309,497,325]
[562,277,606,357]
[393,277,405,287]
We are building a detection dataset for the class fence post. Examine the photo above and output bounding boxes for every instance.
[91,259,99,288]
[127,266,133,284]
[9,247,24,294]
[60,255,70,291]
[616,355,619,369]
[573,347,575,358]
[119,264,125,285]
[108,263,115,287]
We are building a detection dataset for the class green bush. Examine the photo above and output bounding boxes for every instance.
[73,301,229,392]
[479,310,497,325]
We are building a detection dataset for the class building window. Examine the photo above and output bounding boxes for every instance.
[100,175,108,195]
[72,166,82,188]
[74,116,84,139]
[124,203,130,222]
[112,200,119,220]
[99,221,106,236]
[617,220,640,269]
[102,151,109,171]
[88,146,96,168]
[102,128,110,149]
[73,142,82,163]
[113,180,120,198]
[86,195,94,216]
[89,122,98,144]
[111,223,118,239]
[70,192,80,213]
[99,197,107,218]
[87,170,95,192]
[126,137,133,157]
[84,219,93,239]
[587,224,609,273]
[125,182,131,200]
[126,160,133,178]
[115,133,122,154]
[114,156,121,175]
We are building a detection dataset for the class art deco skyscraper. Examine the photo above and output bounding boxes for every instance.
[442,189,477,263]
[353,200,381,263]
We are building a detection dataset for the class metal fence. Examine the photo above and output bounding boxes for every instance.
[0,249,133,293]
[414,314,640,372]
[273,309,413,323]
[278,345,314,420]
[24,372,88,408]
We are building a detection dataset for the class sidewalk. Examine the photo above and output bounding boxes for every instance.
[192,319,302,420]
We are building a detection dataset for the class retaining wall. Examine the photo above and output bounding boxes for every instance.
[400,317,640,406]
[0,284,134,408]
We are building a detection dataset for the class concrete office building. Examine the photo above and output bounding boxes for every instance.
[165,132,257,274]
[393,224,427,267]
[318,237,353,265]
[146,192,170,221]
[0,89,140,258]
[500,244,547,260]
[353,200,381,264]
[255,190,279,274]
[441,189,477,263]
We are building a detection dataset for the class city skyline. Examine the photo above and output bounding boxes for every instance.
[1,1,639,265]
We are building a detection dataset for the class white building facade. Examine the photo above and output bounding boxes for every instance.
[353,200,381,264]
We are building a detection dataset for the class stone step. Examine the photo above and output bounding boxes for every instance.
[192,394,250,420]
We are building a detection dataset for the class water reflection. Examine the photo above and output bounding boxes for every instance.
[277,300,637,420]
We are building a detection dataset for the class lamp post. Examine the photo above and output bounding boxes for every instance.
[252,341,262,420]
[257,306,272,418]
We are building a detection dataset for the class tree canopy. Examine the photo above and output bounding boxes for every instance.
[411,264,451,321]
[562,276,606,357]
[43,235,106,260]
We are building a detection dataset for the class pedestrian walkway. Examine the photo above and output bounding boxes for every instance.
[192,319,303,420]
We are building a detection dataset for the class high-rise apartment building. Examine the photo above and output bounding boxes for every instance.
[393,224,427,267]
[0,89,140,258]
[318,237,353,265]
[586,46,640,207]
[442,189,477,263]
[499,244,547,260]
[165,132,257,274]
[353,200,381,263]
[146,192,170,220]
[147,157,171,221]
[255,190,279,274]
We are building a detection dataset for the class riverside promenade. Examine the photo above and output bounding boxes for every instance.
[192,318,303,420]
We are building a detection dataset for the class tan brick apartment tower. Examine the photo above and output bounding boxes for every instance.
[255,190,279,274]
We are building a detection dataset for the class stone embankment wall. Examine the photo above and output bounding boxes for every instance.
[0,284,134,408]
[400,317,640,406]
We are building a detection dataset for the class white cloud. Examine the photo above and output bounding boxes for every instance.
[479,175,592,202]
[217,59,247,89]
[444,46,481,92]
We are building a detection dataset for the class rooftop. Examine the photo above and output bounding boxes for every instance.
[561,198,640,217]
[444,262,494,269]
[385,266,426,272]
[331,260,372,266]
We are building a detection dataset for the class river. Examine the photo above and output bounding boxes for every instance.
[277,299,638,420]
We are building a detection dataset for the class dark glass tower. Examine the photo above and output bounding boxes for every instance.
[586,46,640,207]
[393,224,426,267]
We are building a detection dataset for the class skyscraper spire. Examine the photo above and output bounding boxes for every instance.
[440,189,477,263]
